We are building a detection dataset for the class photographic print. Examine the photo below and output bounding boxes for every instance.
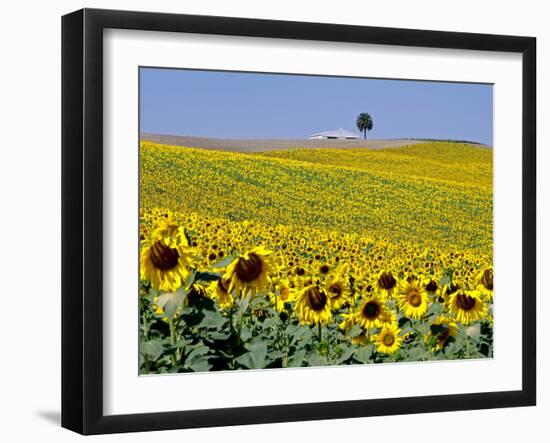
[138,68,494,374]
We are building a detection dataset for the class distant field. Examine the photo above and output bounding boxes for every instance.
[140,133,431,152]
[260,143,492,190]
[140,141,492,255]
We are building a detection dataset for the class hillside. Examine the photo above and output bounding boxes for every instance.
[140,141,492,255]
[258,142,492,191]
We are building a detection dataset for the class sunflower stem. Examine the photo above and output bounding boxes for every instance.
[228,306,235,334]
[318,323,322,341]
[169,319,176,345]
[274,290,280,318]
[142,308,151,373]
[169,318,178,366]
[238,313,244,341]
[237,293,251,342]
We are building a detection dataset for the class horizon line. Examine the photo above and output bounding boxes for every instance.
[140,132,492,147]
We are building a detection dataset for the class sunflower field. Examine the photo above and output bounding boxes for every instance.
[139,141,494,374]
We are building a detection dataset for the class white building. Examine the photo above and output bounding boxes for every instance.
[309,128,360,140]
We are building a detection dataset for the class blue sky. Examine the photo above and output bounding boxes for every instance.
[140,68,493,145]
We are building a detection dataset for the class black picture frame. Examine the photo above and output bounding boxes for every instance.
[62,8,536,435]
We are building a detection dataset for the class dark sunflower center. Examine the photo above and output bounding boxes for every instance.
[456,292,476,311]
[378,271,396,290]
[438,326,450,342]
[407,290,422,307]
[481,269,493,290]
[305,286,327,311]
[426,280,438,292]
[319,264,330,274]
[150,241,179,271]
[328,283,342,299]
[383,333,395,346]
[363,301,380,319]
[235,253,263,283]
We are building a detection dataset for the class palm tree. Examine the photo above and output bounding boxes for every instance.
[356,112,374,139]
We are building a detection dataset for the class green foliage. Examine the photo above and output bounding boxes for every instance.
[139,267,494,374]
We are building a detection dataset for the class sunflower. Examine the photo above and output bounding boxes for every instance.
[191,282,208,298]
[140,220,196,292]
[375,270,398,299]
[207,277,234,309]
[424,276,439,296]
[396,278,429,319]
[447,289,487,325]
[477,268,494,301]
[425,315,458,351]
[381,309,398,327]
[338,312,356,331]
[373,323,403,354]
[351,330,368,346]
[439,281,461,304]
[294,284,332,325]
[354,293,390,329]
[270,278,295,312]
[326,275,352,310]
[223,246,274,296]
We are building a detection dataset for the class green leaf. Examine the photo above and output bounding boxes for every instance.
[439,273,452,286]
[196,309,228,329]
[336,346,355,364]
[355,344,374,363]
[464,323,481,341]
[266,351,285,364]
[287,324,312,344]
[210,256,235,269]
[184,269,197,288]
[287,349,306,367]
[139,353,144,369]
[415,322,431,336]
[426,302,442,317]
[444,337,461,357]
[240,326,253,342]
[140,340,164,360]
[156,287,187,319]
[261,317,278,329]
[347,324,363,338]
[306,352,325,367]
[236,341,268,369]
[184,345,211,372]
[206,330,231,341]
